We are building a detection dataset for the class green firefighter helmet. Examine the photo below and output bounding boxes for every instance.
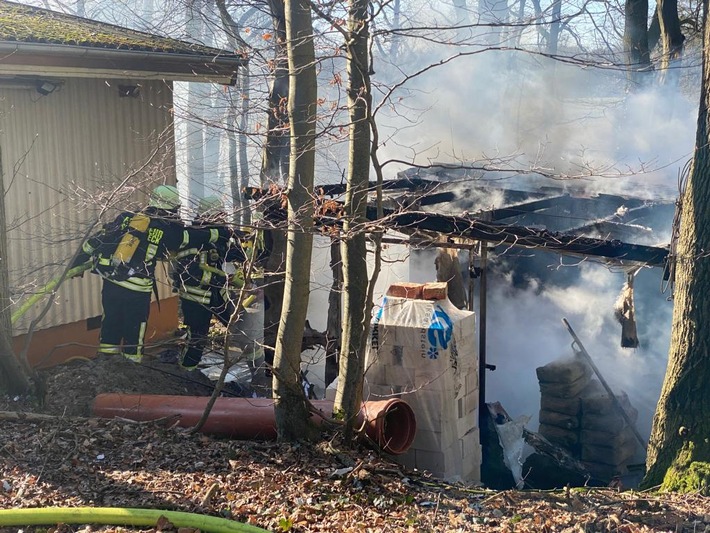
[197,196,225,216]
[197,195,227,223]
[149,184,181,210]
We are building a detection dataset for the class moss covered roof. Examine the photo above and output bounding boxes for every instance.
[0,0,239,58]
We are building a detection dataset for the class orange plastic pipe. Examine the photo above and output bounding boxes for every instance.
[92,394,416,455]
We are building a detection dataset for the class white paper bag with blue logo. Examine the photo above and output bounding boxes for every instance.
[366,295,476,390]
[365,293,480,481]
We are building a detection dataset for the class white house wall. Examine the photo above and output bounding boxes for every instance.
[0,77,176,333]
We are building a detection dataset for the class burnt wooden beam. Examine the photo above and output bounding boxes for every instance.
[480,195,571,222]
[242,187,669,267]
[365,207,669,266]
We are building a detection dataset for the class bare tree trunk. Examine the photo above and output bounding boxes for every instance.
[0,150,32,395]
[215,0,251,225]
[390,0,401,61]
[262,0,289,372]
[227,100,240,224]
[657,0,685,86]
[624,0,652,89]
[238,66,251,226]
[272,0,317,441]
[642,12,710,492]
[479,0,508,45]
[548,0,562,55]
[325,239,342,388]
[334,0,371,438]
[186,0,206,202]
[261,0,290,186]
[452,0,469,25]
[142,0,155,30]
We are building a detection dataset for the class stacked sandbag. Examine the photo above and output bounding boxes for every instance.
[536,355,638,482]
[579,382,639,480]
[537,355,591,456]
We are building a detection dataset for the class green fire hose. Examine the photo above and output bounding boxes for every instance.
[10,262,92,324]
[0,506,269,533]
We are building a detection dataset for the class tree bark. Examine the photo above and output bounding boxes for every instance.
[272,0,317,441]
[657,0,685,86]
[325,238,342,389]
[623,0,652,89]
[333,0,371,438]
[186,0,206,202]
[238,66,251,226]
[479,0,508,45]
[0,148,32,395]
[215,0,250,225]
[452,0,469,25]
[642,12,710,492]
[261,0,289,370]
[261,0,290,186]
[548,0,562,56]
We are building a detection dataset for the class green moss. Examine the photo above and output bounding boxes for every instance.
[661,442,710,494]
[662,461,710,494]
[0,3,238,57]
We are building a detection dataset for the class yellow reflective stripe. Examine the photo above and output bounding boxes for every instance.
[198,252,212,285]
[98,257,111,266]
[209,228,219,243]
[146,243,158,261]
[180,285,212,304]
[181,230,190,249]
[244,346,265,362]
[105,277,153,293]
[180,291,211,304]
[136,322,146,356]
[123,353,142,363]
[98,344,121,354]
[184,284,210,295]
[199,263,227,277]
[176,247,199,260]
[83,241,95,254]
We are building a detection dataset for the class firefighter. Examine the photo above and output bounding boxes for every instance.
[72,185,231,362]
[173,196,248,369]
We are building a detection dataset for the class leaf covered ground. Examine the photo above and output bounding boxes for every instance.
[1,356,709,532]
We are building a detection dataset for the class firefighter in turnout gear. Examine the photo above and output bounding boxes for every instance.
[173,196,247,369]
[72,185,232,362]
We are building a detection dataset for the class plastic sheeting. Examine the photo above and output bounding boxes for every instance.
[365,295,480,481]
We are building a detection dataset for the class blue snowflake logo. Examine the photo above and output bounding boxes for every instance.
[427,347,439,360]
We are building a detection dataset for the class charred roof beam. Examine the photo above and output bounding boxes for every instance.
[363,208,668,267]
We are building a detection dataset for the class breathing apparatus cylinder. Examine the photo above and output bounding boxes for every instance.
[111,213,150,267]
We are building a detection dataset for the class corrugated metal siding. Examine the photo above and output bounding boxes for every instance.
[0,77,177,333]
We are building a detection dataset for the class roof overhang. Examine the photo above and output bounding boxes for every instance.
[0,42,246,84]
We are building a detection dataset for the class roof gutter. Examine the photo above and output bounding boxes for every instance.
[0,42,246,84]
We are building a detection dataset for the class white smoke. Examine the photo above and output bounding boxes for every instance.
[485,259,672,441]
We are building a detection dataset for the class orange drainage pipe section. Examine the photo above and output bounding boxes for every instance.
[92,394,417,455]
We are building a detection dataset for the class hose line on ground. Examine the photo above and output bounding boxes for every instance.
[0,507,269,533]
